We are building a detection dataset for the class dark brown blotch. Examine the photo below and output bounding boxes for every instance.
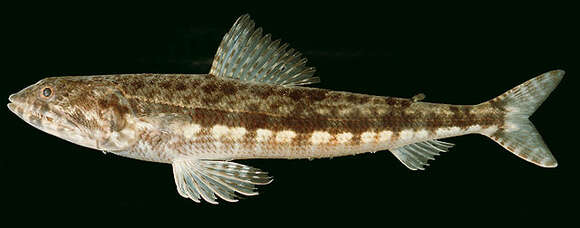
[426,112,444,129]
[398,99,412,108]
[324,93,344,102]
[130,80,145,90]
[253,85,276,99]
[98,95,130,116]
[269,102,280,110]
[288,89,303,101]
[220,83,238,96]
[159,80,173,89]
[310,90,328,102]
[201,82,218,94]
[385,97,398,106]
[344,94,362,103]
[448,106,460,113]
[175,82,187,91]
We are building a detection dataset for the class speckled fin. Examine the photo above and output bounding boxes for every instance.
[209,14,319,86]
[172,159,272,204]
[390,140,454,170]
[483,70,564,168]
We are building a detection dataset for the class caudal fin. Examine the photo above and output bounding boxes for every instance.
[482,70,564,167]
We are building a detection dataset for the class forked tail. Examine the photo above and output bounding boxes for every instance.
[481,70,564,167]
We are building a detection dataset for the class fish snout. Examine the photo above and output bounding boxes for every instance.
[8,90,27,103]
[7,92,27,117]
[8,93,16,103]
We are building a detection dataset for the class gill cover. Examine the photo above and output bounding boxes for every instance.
[96,88,138,152]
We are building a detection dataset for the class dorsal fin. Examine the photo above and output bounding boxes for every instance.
[209,14,320,86]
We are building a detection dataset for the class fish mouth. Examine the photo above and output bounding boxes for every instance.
[8,96,71,137]
[7,103,22,119]
[8,94,95,149]
[8,93,23,118]
[7,102,17,114]
[7,93,45,126]
[7,101,32,125]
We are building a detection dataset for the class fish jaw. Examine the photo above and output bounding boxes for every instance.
[7,76,139,152]
[8,88,100,150]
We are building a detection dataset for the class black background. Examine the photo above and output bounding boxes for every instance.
[2,2,577,226]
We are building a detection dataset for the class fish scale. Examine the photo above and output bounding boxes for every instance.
[7,14,563,204]
[104,73,503,162]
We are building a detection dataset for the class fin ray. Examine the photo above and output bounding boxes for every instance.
[172,159,272,203]
[210,14,319,86]
[391,140,454,170]
[481,70,563,167]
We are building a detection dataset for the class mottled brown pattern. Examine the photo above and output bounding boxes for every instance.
[131,80,145,90]
[6,12,562,204]
[94,74,505,151]
[175,82,187,91]
[220,83,238,96]
[9,73,507,162]
[7,75,142,152]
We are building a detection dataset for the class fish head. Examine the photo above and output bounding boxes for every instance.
[8,76,136,151]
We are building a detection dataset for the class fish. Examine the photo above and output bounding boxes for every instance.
[7,14,564,204]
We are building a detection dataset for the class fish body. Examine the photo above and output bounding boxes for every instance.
[23,73,500,163]
[7,15,563,203]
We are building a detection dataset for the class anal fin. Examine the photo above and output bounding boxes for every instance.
[172,159,272,204]
[390,140,454,170]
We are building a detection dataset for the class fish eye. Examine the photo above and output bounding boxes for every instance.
[42,87,52,98]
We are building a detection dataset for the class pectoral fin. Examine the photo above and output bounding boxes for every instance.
[172,159,272,204]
